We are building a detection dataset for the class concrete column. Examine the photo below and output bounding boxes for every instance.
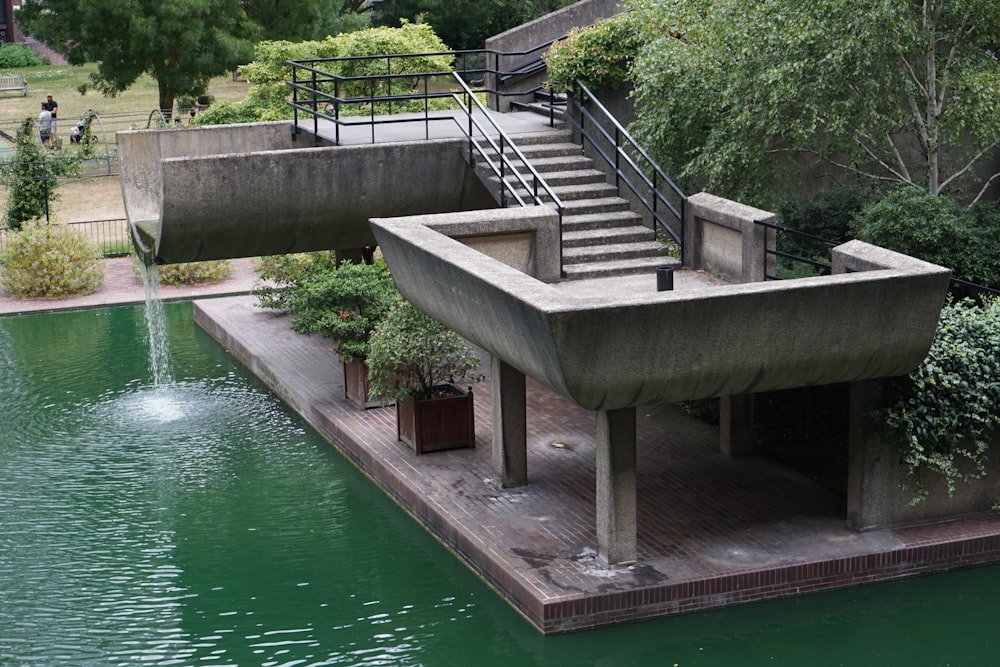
[720,394,755,458]
[847,379,891,530]
[491,355,527,488]
[596,407,637,565]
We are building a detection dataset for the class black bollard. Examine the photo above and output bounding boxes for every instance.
[656,266,674,291]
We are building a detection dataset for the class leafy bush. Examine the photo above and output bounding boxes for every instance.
[253,251,340,311]
[0,221,103,298]
[0,44,47,68]
[856,188,972,266]
[157,260,234,285]
[367,299,482,403]
[544,13,641,93]
[287,258,399,362]
[879,298,1000,503]
[199,23,454,125]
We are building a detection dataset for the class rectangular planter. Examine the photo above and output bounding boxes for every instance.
[396,383,475,455]
[343,358,390,409]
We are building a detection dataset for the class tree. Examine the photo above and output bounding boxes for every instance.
[16,0,259,115]
[1,118,78,229]
[628,0,1000,206]
[241,0,369,41]
[372,0,575,51]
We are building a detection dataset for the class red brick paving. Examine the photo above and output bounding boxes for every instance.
[192,295,1000,634]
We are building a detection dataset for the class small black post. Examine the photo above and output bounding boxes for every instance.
[656,266,674,291]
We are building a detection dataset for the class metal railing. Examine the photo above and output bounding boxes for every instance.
[756,219,1000,299]
[0,218,131,259]
[566,80,687,261]
[287,47,565,144]
[287,55,568,273]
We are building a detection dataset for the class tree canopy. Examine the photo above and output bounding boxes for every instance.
[371,0,574,51]
[628,0,1000,206]
[16,0,370,114]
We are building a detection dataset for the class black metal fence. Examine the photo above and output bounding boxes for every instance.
[0,218,131,259]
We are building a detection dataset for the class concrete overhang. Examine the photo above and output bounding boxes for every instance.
[371,209,952,411]
[118,122,492,264]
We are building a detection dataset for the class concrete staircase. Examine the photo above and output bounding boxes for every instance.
[475,130,680,280]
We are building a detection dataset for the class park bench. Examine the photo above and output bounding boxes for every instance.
[0,74,28,96]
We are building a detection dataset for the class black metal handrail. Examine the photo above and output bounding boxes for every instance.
[567,80,686,261]
[755,219,1000,299]
[286,56,567,274]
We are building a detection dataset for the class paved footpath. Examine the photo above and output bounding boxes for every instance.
[4,258,1000,633]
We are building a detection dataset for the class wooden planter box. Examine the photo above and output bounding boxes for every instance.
[396,383,475,455]
[343,358,391,409]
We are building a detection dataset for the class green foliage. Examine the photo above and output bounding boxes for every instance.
[17,0,258,112]
[0,221,104,298]
[200,23,454,124]
[0,44,47,68]
[253,251,340,310]
[372,0,574,51]
[775,186,879,277]
[544,13,641,94]
[157,260,234,285]
[856,188,974,275]
[879,298,1000,503]
[287,258,399,362]
[627,0,1000,206]
[367,299,482,402]
[1,118,80,229]
[241,0,369,42]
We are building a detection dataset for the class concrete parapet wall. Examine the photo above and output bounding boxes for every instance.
[372,210,950,410]
[119,123,496,263]
[683,192,775,283]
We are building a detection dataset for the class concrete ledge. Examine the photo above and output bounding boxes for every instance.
[371,210,951,410]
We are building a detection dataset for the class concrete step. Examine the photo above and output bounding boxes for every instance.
[562,255,682,281]
[510,101,566,120]
[560,196,633,215]
[511,182,619,202]
[485,168,607,189]
[563,240,672,265]
[561,210,644,231]
[563,224,655,248]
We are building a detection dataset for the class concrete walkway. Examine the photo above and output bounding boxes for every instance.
[4,259,1000,633]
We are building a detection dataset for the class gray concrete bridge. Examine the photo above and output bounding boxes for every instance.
[118,115,951,566]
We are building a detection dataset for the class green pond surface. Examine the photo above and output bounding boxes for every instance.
[1,303,999,666]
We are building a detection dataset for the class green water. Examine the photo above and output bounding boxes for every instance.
[1,303,998,666]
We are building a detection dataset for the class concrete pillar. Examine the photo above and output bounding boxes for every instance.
[720,394,755,458]
[491,355,527,488]
[847,379,891,530]
[596,407,637,565]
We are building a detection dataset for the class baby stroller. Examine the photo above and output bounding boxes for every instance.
[70,110,97,144]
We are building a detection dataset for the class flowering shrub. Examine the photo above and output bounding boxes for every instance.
[0,221,103,298]
[157,260,234,285]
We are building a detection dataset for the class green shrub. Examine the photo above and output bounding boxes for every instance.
[0,44,47,68]
[544,13,641,93]
[964,202,1000,290]
[157,260,234,285]
[0,221,103,298]
[367,299,482,404]
[1,117,80,229]
[879,298,1000,503]
[856,187,974,273]
[253,251,340,311]
[287,258,399,362]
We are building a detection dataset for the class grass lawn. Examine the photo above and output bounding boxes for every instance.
[0,63,250,123]
[0,63,251,227]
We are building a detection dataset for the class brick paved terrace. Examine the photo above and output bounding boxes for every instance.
[194,294,1000,634]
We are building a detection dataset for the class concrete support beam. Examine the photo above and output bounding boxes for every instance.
[720,394,755,458]
[847,379,888,530]
[596,407,637,565]
[492,355,528,488]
